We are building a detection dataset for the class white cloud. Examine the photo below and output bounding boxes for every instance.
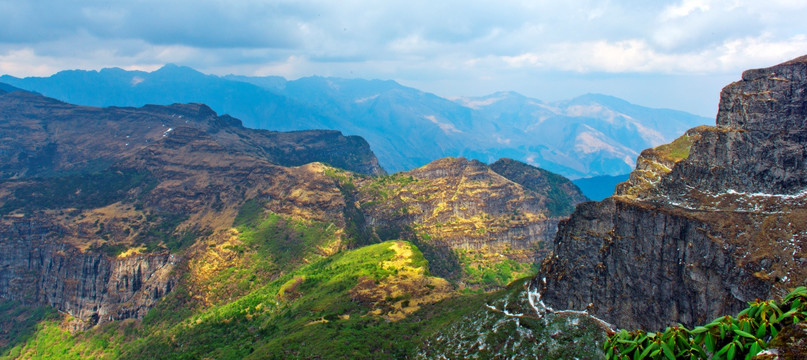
[660,0,712,20]
[497,34,807,74]
[0,0,805,116]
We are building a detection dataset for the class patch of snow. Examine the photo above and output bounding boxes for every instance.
[724,188,807,199]
[424,115,462,134]
[564,104,631,124]
[527,285,552,315]
[495,135,511,146]
[163,128,173,137]
[457,95,506,109]
[354,94,379,103]
[574,130,618,154]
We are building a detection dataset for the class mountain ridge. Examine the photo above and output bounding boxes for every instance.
[0,66,709,177]
[0,89,585,335]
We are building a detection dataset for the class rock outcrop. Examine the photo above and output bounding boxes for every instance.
[355,157,586,284]
[0,90,383,327]
[533,55,807,330]
[0,217,174,327]
[0,90,384,180]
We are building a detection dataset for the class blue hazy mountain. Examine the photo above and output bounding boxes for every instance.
[0,82,24,93]
[453,92,709,177]
[0,66,710,176]
[571,173,631,201]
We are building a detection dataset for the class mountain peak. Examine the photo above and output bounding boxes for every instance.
[566,93,628,106]
[726,53,807,131]
[152,63,206,78]
[533,54,807,331]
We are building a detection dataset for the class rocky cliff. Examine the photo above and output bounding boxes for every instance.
[353,157,586,286]
[0,89,383,327]
[533,55,807,330]
[0,87,585,330]
[0,217,175,329]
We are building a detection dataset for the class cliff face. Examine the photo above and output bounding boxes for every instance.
[0,216,175,329]
[0,90,382,327]
[533,55,807,330]
[354,157,586,285]
[0,91,384,180]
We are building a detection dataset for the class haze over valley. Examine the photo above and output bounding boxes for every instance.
[1,1,806,359]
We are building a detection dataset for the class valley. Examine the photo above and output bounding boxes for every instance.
[0,55,806,359]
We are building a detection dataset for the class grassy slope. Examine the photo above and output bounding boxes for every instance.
[0,227,498,359]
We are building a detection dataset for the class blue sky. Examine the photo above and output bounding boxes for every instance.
[1,0,805,117]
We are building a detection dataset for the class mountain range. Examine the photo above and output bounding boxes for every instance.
[0,65,709,179]
[0,54,805,359]
[0,85,591,357]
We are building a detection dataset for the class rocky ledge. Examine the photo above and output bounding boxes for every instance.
[532,55,807,330]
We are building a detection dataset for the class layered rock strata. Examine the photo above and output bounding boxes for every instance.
[533,55,807,330]
[0,90,382,327]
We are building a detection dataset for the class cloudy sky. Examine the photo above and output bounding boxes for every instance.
[1,0,805,116]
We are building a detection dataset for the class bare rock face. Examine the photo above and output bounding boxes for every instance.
[533,55,807,330]
[0,90,382,327]
[0,217,175,327]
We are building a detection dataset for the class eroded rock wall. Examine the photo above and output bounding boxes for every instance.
[534,55,807,330]
[0,217,174,327]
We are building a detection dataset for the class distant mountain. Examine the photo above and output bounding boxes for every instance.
[352,157,587,285]
[0,82,24,93]
[572,173,631,201]
[455,92,708,177]
[1,66,710,176]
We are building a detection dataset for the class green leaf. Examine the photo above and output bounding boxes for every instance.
[716,343,731,357]
[755,324,767,338]
[639,343,657,359]
[705,334,716,353]
[691,326,709,334]
[742,320,752,333]
[733,329,756,339]
[661,342,675,360]
[676,333,690,348]
[748,342,762,358]
[777,308,798,323]
[727,343,736,360]
[769,301,782,316]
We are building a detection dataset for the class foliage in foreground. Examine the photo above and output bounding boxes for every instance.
[605,286,807,360]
